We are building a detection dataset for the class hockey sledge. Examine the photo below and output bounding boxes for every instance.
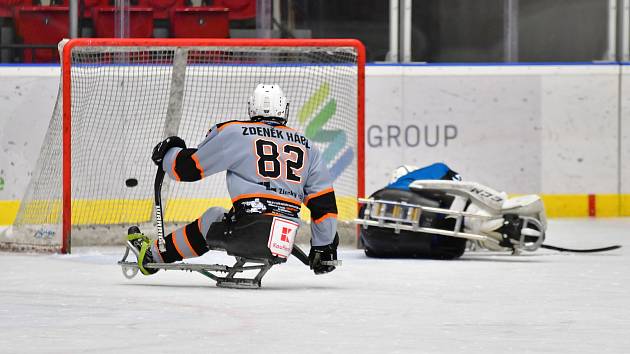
[117,167,284,289]
[356,180,546,255]
[118,239,341,288]
[118,240,307,288]
[118,167,340,288]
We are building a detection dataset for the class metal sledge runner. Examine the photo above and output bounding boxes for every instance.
[118,236,314,289]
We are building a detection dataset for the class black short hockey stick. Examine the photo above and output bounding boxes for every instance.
[291,245,310,265]
[154,168,167,252]
[541,244,622,253]
[290,245,341,267]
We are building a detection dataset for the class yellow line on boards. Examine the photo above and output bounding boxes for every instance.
[0,196,359,225]
[1,195,629,226]
[0,200,20,225]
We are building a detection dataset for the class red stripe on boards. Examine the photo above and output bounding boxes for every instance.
[588,194,596,217]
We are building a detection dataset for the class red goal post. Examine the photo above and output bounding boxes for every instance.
[52,38,364,253]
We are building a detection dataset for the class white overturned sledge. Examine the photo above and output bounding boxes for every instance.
[356,180,547,254]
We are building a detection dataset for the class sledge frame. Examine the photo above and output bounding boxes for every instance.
[118,241,276,289]
[118,240,342,288]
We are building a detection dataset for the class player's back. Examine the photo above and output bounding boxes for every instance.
[193,120,328,219]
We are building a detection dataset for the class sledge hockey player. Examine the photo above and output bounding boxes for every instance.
[128,84,339,276]
[357,163,547,258]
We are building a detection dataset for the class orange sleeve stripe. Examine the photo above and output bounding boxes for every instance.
[217,121,265,132]
[217,121,295,132]
[171,150,181,181]
[171,232,185,258]
[313,213,337,224]
[191,153,205,179]
[216,121,240,132]
[182,227,199,258]
[303,187,334,205]
[232,193,302,206]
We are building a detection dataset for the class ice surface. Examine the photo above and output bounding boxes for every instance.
[1,219,629,353]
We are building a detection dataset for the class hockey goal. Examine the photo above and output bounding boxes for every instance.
[3,38,365,253]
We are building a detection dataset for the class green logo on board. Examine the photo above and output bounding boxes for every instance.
[298,83,353,180]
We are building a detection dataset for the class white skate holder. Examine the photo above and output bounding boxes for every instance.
[355,180,545,253]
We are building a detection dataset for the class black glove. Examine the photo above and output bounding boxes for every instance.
[309,233,339,275]
[151,136,186,166]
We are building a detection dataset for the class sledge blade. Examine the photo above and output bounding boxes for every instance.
[117,261,233,273]
[217,278,262,289]
[321,260,342,266]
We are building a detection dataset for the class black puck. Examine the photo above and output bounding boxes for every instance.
[125,178,138,187]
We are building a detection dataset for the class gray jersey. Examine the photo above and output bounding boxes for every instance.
[162,120,338,246]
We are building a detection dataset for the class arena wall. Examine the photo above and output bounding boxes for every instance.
[0,63,628,226]
[621,64,630,215]
[0,66,60,225]
[365,64,625,217]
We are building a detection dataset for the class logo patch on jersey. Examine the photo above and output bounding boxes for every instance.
[297,82,353,180]
[280,227,291,242]
[268,217,299,258]
[241,199,267,213]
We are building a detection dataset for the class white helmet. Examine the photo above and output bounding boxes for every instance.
[389,165,418,183]
[248,84,289,124]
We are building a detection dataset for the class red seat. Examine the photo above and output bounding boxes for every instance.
[91,6,154,37]
[14,6,68,62]
[170,7,229,38]
[213,0,253,20]
[81,0,107,18]
[0,0,27,18]
[137,0,183,19]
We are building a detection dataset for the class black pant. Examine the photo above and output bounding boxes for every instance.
[206,214,287,263]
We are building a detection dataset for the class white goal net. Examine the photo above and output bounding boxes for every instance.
[3,39,365,253]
